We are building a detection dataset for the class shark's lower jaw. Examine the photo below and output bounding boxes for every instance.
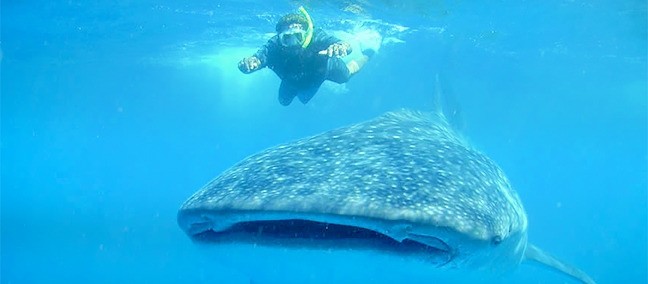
[186,217,453,265]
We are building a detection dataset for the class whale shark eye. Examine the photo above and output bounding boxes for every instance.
[491,236,502,245]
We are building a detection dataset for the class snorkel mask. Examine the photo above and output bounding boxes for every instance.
[279,24,307,48]
[276,6,313,49]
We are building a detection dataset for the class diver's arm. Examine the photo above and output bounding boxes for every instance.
[238,39,273,74]
[238,56,262,74]
[315,29,352,57]
[319,42,352,57]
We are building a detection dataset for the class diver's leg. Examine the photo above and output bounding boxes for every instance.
[326,57,352,84]
[344,41,378,76]
[345,55,370,76]
[297,81,323,104]
[325,53,374,84]
[278,80,299,106]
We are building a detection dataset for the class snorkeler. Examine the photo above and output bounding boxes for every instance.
[237,7,376,106]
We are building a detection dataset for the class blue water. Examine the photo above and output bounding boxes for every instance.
[2,1,646,283]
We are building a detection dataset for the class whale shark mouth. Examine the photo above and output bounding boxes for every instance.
[179,211,454,265]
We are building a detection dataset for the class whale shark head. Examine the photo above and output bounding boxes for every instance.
[178,110,530,272]
[178,108,597,283]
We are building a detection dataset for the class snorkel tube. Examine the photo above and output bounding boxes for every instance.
[298,6,314,48]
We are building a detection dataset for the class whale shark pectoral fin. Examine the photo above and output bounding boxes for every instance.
[524,243,596,284]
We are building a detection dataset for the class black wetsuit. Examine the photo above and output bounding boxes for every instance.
[253,28,351,105]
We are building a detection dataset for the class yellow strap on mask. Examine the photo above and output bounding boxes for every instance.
[298,6,314,49]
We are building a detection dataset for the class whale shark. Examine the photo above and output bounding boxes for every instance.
[177,108,596,284]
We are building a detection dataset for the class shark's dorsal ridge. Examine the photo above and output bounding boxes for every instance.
[524,243,596,284]
[433,73,464,132]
